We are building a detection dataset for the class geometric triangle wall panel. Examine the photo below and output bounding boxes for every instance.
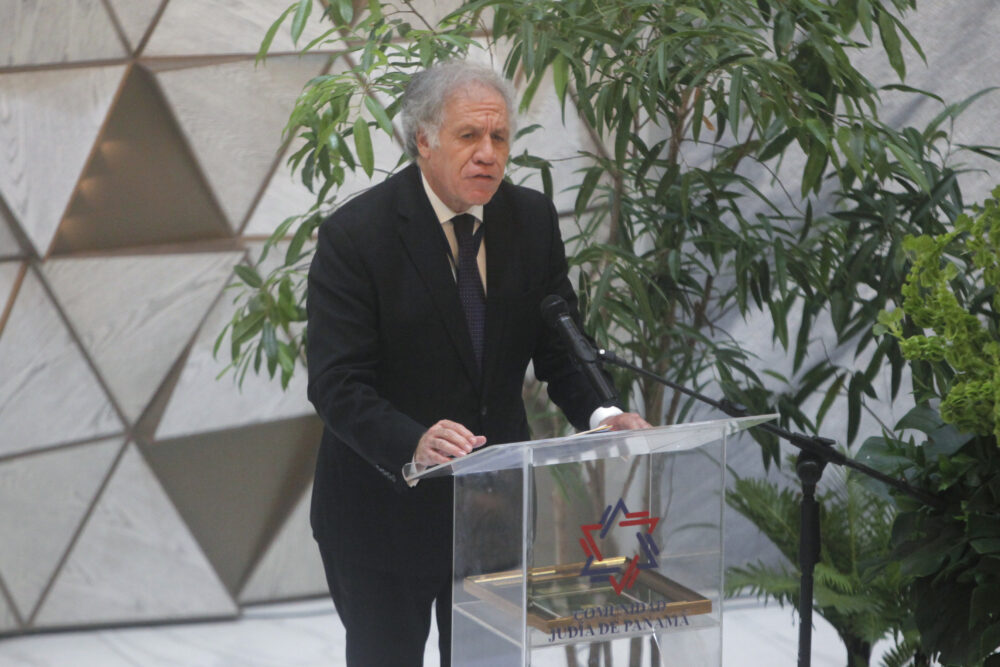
[0,438,123,622]
[155,270,313,439]
[244,129,403,237]
[242,139,323,238]
[0,589,16,633]
[143,0,332,57]
[33,443,237,628]
[239,482,327,605]
[50,64,231,255]
[145,415,321,595]
[0,66,126,257]
[0,261,22,329]
[154,55,330,229]
[43,251,243,424]
[104,0,162,54]
[0,206,22,259]
[0,268,122,459]
[0,0,126,67]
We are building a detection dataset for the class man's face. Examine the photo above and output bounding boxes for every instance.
[417,84,510,213]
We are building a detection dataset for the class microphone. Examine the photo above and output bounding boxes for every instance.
[540,295,618,406]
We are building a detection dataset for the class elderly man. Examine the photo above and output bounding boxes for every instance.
[307,60,648,666]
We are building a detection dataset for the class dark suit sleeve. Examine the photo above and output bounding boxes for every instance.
[306,217,426,474]
[529,197,619,430]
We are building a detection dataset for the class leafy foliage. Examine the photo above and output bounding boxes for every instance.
[863,191,1000,665]
[876,188,1000,441]
[859,409,1000,666]
[726,469,919,666]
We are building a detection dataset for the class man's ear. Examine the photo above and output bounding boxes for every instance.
[416,129,432,159]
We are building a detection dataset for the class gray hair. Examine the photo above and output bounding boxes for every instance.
[400,61,517,159]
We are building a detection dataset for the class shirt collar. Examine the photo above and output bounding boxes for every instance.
[420,170,484,225]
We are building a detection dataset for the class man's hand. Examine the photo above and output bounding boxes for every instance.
[600,412,651,431]
[414,419,487,466]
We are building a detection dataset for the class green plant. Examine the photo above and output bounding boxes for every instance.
[863,193,1000,665]
[726,466,921,666]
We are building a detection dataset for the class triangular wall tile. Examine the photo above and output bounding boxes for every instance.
[33,443,237,628]
[0,205,22,260]
[239,481,327,604]
[243,127,403,237]
[0,588,17,633]
[145,415,321,595]
[0,261,22,330]
[44,251,243,424]
[0,438,123,621]
[50,65,231,254]
[241,138,321,238]
[143,0,334,57]
[0,0,126,67]
[104,0,162,54]
[0,268,122,458]
[154,54,329,229]
[0,66,126,257]
[155,244,312,439]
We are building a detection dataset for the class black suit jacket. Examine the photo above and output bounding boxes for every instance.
[307,163,609,576]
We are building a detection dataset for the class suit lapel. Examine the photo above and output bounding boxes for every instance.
[394,165,482,386]
[480,185,517,396]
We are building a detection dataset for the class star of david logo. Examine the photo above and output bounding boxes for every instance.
[579,498,661,595]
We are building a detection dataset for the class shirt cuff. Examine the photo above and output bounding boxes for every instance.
[589,405,623,431]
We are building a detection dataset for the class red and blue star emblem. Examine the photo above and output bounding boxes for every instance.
[579,498,661,595]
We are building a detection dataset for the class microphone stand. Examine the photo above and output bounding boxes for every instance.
[593,348,942,667]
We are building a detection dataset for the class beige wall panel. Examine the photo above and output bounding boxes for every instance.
[0,66,126,256]
[241,139,318,237]
[104,0,161,53]
[239,482,326,604]
[0,208,20,259]
[511,70,604,216]
[147,416,321,596]
[244,128,404,237]
[44,252,242,424]
[0,0,125,67]
[50,66,232,254]
[156,55,329,229]
[143,0,333,57]
[0,260,19,323]
[0,592,15,632]
[155,246,312,439]
[0,269,121,458]
[853,1,1000,204]
[0,438,122,620]
[34,444,236,627]
[397,0,466,29]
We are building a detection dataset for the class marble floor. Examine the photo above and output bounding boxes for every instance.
[0,597,889,666]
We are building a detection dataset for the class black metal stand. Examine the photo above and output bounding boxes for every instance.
[593,348,941,667]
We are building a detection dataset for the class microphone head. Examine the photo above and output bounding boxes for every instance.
[540,294,570,326]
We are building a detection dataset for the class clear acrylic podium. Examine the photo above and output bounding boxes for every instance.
[404,415,773,667]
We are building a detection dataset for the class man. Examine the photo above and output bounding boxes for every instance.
[306,60,649,666]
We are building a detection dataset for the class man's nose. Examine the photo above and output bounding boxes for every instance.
[473,135,497,163]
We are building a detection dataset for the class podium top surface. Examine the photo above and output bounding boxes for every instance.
[403,414,775,484]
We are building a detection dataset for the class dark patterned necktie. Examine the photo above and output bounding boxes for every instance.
[452,214,486,367]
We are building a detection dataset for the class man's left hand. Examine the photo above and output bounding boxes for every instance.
[600,412,652,431]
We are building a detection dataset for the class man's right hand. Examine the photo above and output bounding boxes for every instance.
[414,419,487,465]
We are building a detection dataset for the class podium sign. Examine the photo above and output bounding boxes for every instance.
[405,415,773,666]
